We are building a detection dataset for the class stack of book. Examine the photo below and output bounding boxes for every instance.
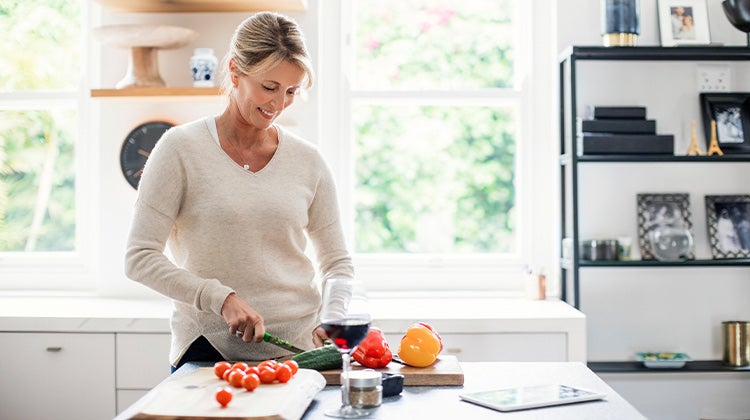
[577,106,674,155]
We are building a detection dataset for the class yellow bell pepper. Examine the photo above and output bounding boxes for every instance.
[397,322,442,367]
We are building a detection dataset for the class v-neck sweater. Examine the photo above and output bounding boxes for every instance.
[125,117,354,364]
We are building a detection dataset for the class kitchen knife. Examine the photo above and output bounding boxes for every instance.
[263,332,306,354]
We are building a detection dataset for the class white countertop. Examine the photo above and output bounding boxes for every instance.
[0,292,587,361]
[0,292,581,333]
[0,293,582,330]
[0,294,173,332]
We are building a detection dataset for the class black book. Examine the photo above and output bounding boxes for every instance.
[578,118,656,134]
[579,133,674,155]
[588,106,647,120]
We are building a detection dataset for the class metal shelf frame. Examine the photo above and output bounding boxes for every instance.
[558,46,750,309]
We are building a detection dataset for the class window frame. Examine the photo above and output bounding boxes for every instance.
[317,0,558,293]
[0,0,94,291]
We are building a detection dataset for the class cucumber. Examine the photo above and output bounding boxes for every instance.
[291,345,343,371]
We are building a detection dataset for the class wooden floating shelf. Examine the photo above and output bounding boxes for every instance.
[90,87,222,98]
[94,0,307,13]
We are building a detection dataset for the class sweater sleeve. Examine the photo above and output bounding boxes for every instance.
[307,156,355,282]
[124,128,234,316]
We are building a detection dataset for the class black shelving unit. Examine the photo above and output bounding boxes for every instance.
[559,46,750,374]
[559,46,750,310]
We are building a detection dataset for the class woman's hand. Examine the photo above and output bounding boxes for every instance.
[221,293,265,343]
[312,325,328,347]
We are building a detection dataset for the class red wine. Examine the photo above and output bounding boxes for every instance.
[321,319,371,350]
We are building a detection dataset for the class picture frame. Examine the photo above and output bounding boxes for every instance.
[657,0,711,46]
[637,193,694,260]
[705,195,750,259]
[699,93,750,153]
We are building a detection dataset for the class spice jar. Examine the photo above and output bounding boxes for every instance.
[344,369,382,409]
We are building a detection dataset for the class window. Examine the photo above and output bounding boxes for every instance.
[319,1,556,292]
[0,0,91,289]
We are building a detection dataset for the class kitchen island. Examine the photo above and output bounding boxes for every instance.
[116,361,645,419]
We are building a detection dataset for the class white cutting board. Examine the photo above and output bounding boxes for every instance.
[132,367,325,420]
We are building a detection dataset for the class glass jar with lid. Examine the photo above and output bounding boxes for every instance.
[343,369,382,411]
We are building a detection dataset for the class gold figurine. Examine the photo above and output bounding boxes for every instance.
[707,120,724,156]
[686,120,703,156]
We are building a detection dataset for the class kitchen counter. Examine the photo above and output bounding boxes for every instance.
[0,294,588,419]
[116,361,645,419]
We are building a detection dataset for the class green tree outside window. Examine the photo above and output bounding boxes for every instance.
[352,0,517,254]
[0,0,80,252]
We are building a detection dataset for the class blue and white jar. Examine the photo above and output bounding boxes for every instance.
[190,48,218,87]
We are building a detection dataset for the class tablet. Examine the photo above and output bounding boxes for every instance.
[459,384,606,412]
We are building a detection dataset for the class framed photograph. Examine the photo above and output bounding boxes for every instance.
[637,193,694,260]
[699,93,750,153]
[657,0,711,46]
[705,195,750,259]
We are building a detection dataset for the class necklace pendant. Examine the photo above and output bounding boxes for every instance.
[243,164,250,171]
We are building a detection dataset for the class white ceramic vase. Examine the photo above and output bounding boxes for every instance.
[190,48,218,87]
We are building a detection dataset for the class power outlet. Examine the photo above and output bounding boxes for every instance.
[696,64,731,92]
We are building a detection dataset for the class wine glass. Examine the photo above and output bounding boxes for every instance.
[320,278,372,418]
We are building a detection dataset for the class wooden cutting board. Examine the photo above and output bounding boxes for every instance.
[132,368,325,420]
[322,355,464,386]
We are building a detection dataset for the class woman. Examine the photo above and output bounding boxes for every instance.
[125,12,354,371]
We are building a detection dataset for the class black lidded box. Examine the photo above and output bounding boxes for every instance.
[588,106,647,119]
[579,133,674,155]
[577,118,656,134]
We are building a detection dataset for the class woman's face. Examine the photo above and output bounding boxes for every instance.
[231,59,306,130]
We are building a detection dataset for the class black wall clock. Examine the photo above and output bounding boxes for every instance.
[120,120,174,189]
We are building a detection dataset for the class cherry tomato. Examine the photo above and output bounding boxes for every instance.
[231,362,249,372]
[246,366,260,377]
[222,367,233,381]
[258,366,277,384]
[284,360,299,375]
[275,364,293,383]
[215,386,233,407]
[228,369,246,388]
[214,361,232,379]
[242,373,261,391]
[258,359,278,370]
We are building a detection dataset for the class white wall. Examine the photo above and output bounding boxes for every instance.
[557,3,750,419]
[557,0,750,356]
[557,0,749,49]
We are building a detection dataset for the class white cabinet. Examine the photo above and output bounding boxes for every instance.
[115,333,171,414]
[0,332,115,420]
[384,332,567,362]
[0,332,173,418]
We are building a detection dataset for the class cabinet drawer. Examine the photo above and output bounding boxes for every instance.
[116,333,171,389]
[0,332,115,420]
[385,332,567,362]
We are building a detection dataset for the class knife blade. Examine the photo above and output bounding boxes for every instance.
[263,332,306,354]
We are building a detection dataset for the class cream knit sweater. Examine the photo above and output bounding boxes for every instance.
[125,117,354,364]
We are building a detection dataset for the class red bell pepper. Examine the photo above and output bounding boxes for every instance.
[352,327,393,368]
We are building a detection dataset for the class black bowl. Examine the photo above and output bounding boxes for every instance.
[381,372,404,397]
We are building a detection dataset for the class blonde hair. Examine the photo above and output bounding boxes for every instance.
[220,12,314,95]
